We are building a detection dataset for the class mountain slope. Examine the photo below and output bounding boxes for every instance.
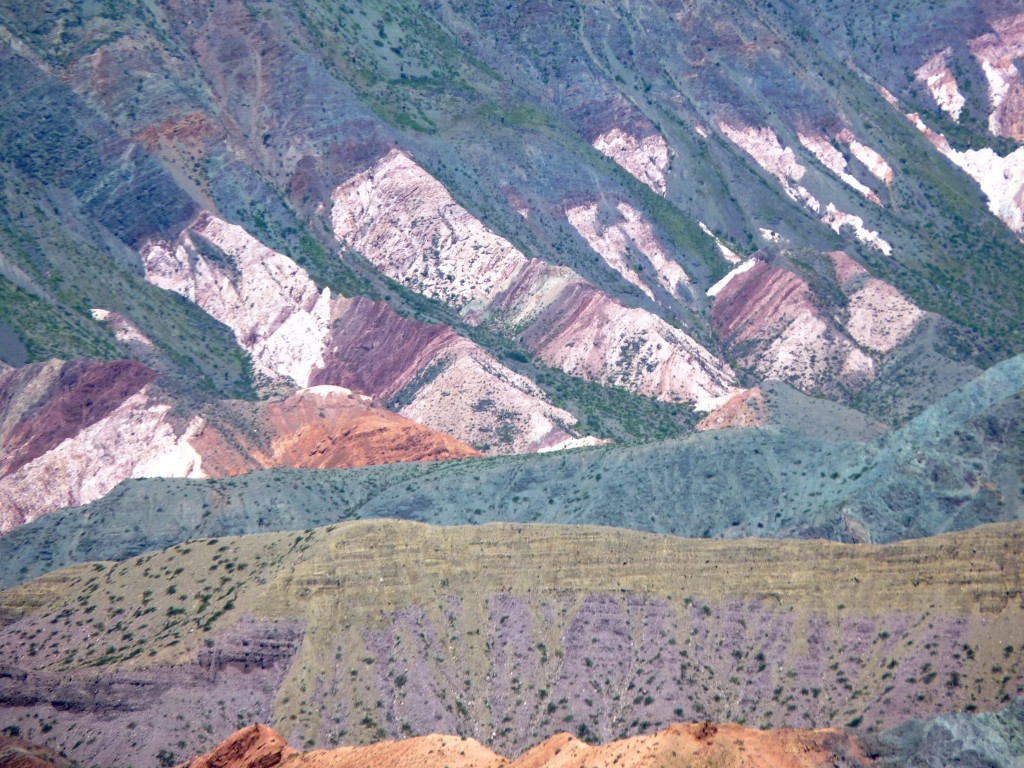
[0,521,1020,765]
[5,349,1023,588]
[0,0,1020,458]
[0,359,479,533]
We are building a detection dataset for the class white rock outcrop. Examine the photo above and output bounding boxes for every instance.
[332,150,529,317]
[719,120,893,255]
[837,130,894,185]
[592,128,672,194]
[143,212,334,387]
[915,48,967,121]
[830,252,924,353]
[908,113,1024,232]
[822,204,893,256]
[566,201,691,300]
[698,222,743,264]
[798,132,881,204]
[398,346,581,454]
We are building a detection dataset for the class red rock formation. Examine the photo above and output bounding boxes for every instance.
[310,297,456,402]
[0,359,156,477]
[183,722,871,768]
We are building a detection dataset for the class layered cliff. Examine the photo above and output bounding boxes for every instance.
[0,521,1020,765]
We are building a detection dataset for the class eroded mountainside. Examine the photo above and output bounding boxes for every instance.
[1,0,1023,499]
[0,521,1020,765]
[1,3,1023,767]
[0,358,477,533]
[4,348,1022,588]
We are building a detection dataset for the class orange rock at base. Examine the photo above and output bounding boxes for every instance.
[192,386,481,477]
[181,724,295,768]
[184,722,871,768]
[695,387,767,431]
[0,734,76,768]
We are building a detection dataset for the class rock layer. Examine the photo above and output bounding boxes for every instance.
[141,212,583,454]
[331,150,737,408]
[1,521,1020,764]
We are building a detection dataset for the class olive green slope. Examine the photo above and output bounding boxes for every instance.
[0,520,1020,764]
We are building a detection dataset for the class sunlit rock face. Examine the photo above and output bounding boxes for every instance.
[142,212,335,388]
[797,131,881,204]
[915,48,967,122]
[0,375,204,534]
[970,11,1024,141]
[711,258,873,394]
[592,128,672,194]
[908,113,1024,233]
[332,150,738,410]
[830,252,924,354]
[0,358,483,534]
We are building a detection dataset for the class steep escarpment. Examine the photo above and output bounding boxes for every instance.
[0,521,1020,765]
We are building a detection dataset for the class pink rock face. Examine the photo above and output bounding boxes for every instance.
[332,151,737,408]
[141,212,583,454]
[970,12,1024,140]
[0,359,157,478]
[0,384,207,534]
[521,284,737,407]
[332,150,531,316]
[711,259,873,394]
[710,252,923,396]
